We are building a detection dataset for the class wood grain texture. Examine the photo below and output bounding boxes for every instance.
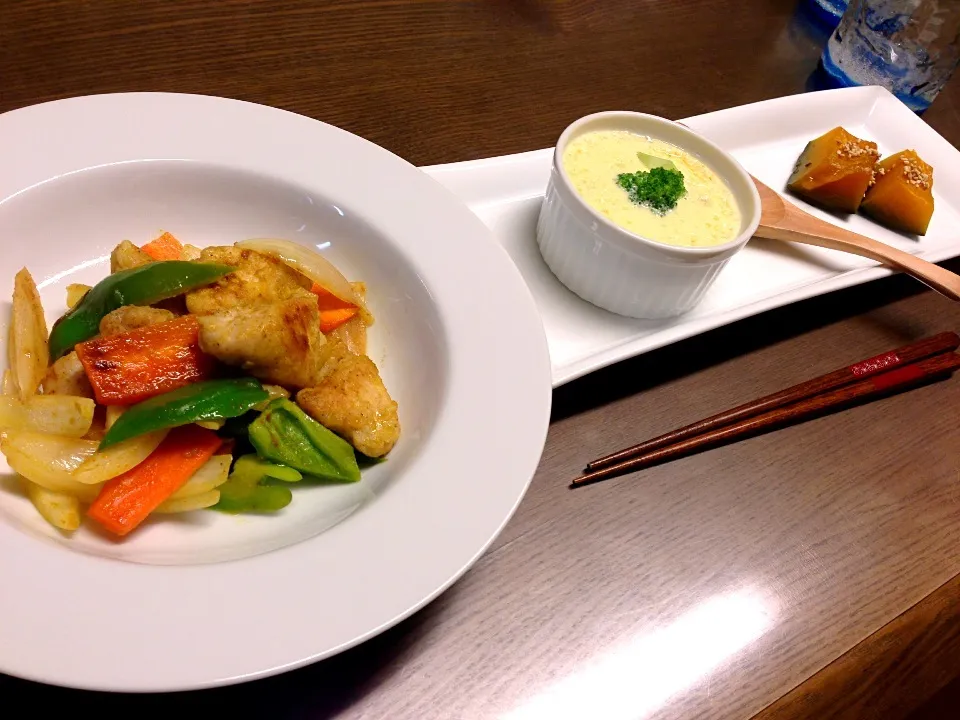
[755,570,960,720]
[586,332,960,472]
[0,0,839,165]
[572,351,960,487]
[3,1,960,718]
[909,675,960,719]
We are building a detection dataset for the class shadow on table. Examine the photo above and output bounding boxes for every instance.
[552,257,960,422]
[0,585,458,718]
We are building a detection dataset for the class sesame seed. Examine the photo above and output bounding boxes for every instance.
[901,157,931,189]
[836,141,879,160]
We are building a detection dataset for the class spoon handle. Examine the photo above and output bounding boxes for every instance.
[755,194,960,302]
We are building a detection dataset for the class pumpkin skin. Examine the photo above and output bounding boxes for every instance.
[861,150,934,236]
[787,127,879,212]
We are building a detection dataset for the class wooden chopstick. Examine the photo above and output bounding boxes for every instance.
[585,332,960,472]
[571,350,960,488]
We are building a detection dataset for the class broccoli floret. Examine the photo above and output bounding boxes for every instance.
[615,166,686,214]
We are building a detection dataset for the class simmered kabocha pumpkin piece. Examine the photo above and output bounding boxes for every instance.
[861,150,934,236]
[787,127,879,212]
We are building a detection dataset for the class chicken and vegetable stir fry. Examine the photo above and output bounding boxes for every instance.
[1,232,399,536]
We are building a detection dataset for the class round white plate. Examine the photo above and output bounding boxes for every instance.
[0,93,551,691]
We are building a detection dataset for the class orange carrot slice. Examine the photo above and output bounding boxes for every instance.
[141,232,184,261]
[88,425,222,536]
[319,308,359,333]
[76,316,215,405]
[310,282,359,333]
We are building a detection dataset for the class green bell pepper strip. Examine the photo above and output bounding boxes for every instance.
[100,378,269,449]
[48,261,234,359]
[248,398,361,483]
[213,454,300,514]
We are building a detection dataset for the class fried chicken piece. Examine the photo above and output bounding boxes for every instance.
[187,247,329,387]
[185,246,312,315]
[99,305,177,337]
[41,352,93,398]
[196,295,327,388]
[110,240,152,273]
[297,351,400,458]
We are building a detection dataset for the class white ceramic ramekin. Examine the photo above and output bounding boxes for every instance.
[536,111,761,320]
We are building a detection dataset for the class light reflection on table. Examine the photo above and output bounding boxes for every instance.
[504,586,778,720]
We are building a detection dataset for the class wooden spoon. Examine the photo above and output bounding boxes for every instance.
[752,176,960,301]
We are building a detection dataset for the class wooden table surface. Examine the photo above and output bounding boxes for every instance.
[3,1,960,718]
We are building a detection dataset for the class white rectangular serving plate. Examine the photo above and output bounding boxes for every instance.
[423,86,960,387]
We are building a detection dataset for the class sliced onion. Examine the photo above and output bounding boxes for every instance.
[24,480,82,530]
[154,489,220,513]
[328,314,367,356]
[252,384,290,412]
[72,430,167,485]
[1,427,167,487]
[65,283,91,310]
[9,268,50,400]
[1,431,102,501]
[169,454,231,499]
[104,405,125,431]
[2,370,16,397]
[237,238,374,325]
[0,395,96,438]
[330,282,369,355]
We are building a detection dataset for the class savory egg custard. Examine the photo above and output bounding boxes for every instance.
[562,130,741,248]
